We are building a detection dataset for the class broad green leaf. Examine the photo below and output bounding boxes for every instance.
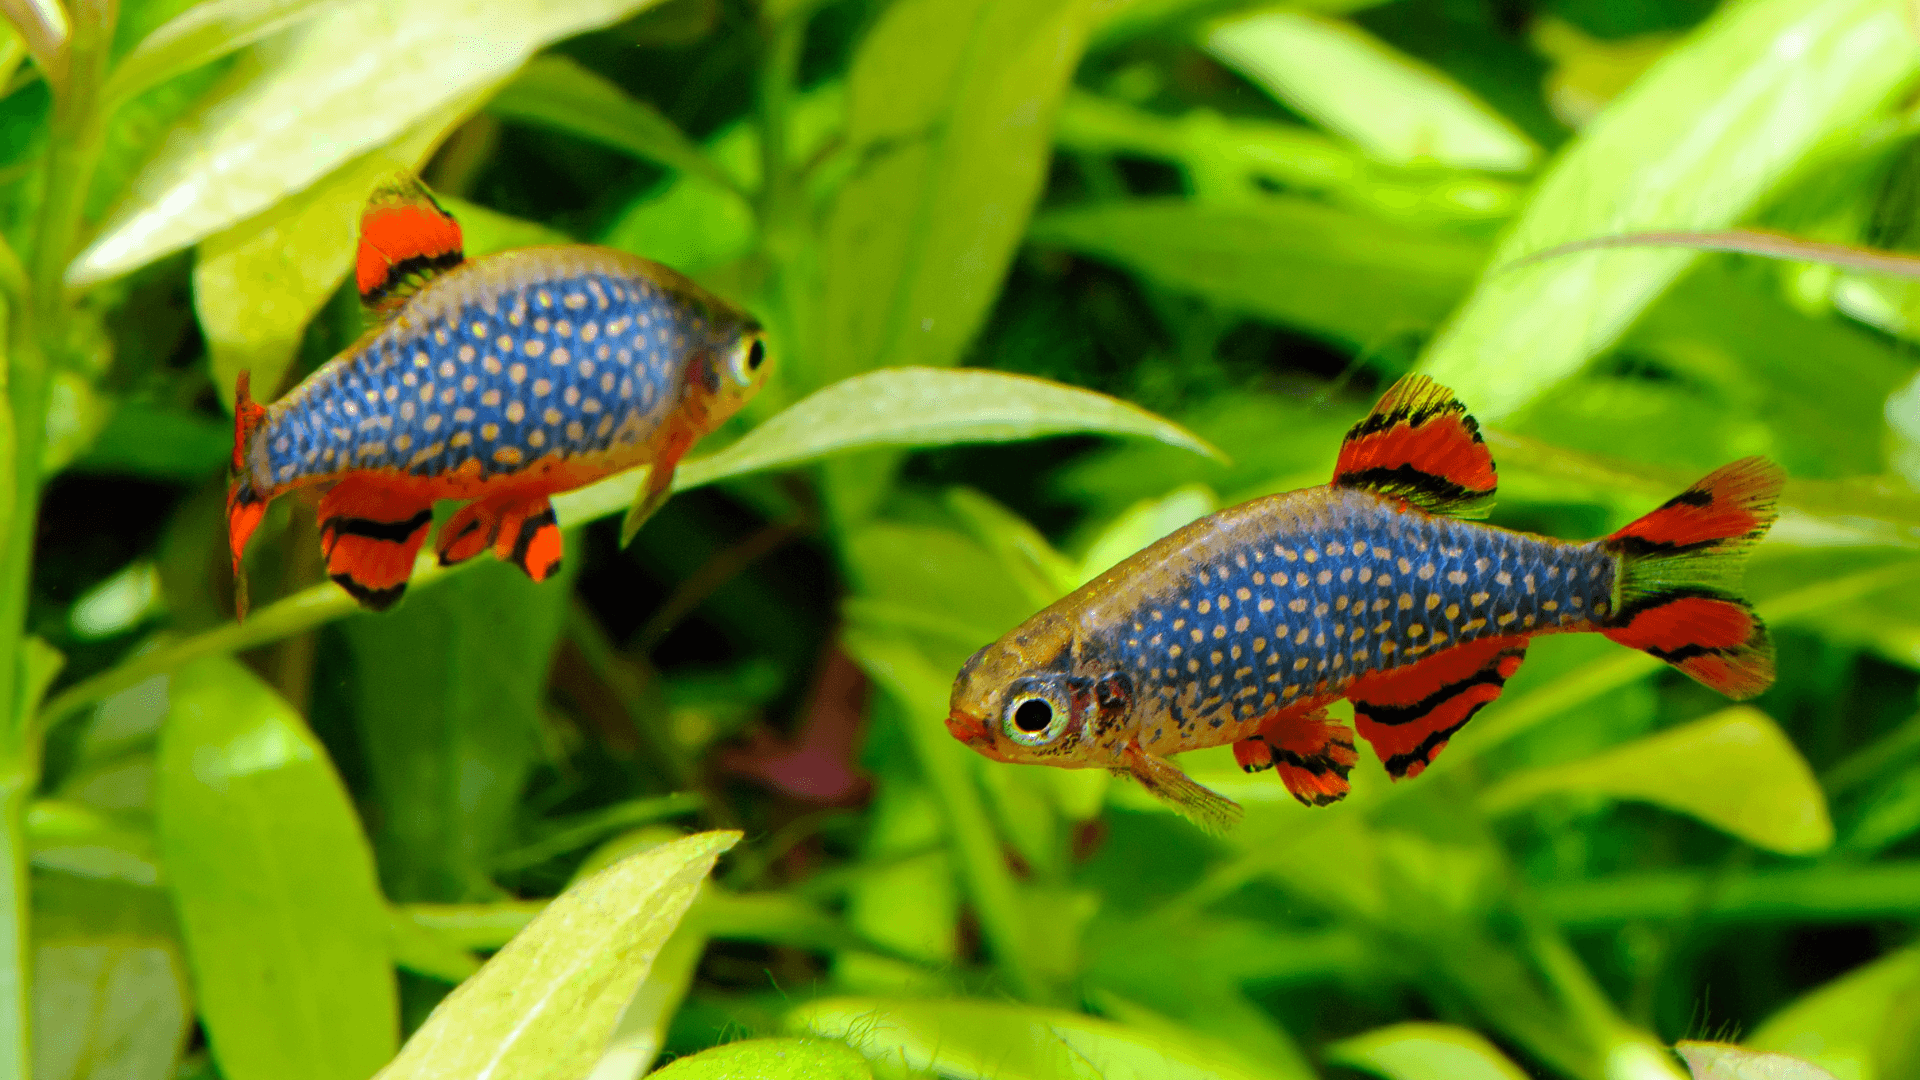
[1532,18,1677,129]
[1027,198,1484,349]
[1204,10,1536,171]
[835,781,958,993]
[1747,948,1920,1080]
[1420,0,1920,421]
[193,108,464,404]
[790,997,1296,1080]
[1480,706,1833,855]
[1678,1043,1837,1080]
[156,655,396,1080]
[103,0,343,107]
[815,0,1092,388]
[584,911,706,1080]
[375,831,738,1080]
[71,0,670,286]
[32,874,190,1080]
[1327,1022,1531,1080]
[342,558,571,901]
[438,195,572,255]
[490,55,742,196]
[28,798,161,886]
[550,368,1220,525]
[1075,484,1217,587]
[648,1039,871,1080]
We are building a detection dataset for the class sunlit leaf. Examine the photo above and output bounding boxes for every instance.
[1480,706,1833,856]
[1678,1043,1837,1080]
[156,655,397,1080]
[791,997,1300,1080]
[489,55,742,196]
[551,367,1220,525]
[192,110,460,409]
[1027,198,1483,349]
[375,831,738,1080]
[584,910,707,1080]
[1420,0,1920,421]
[1326,1022,1532,1080]
[814,0,1092,388]
[1204,10,1537,171]
[71,0,671,286]
[647,1038,872,1080]
[1748,948,1920,1080]
[32,876,191,1080]
[104,0,344,107]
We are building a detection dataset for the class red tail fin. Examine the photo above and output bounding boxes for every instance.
[1601,457,1784,699]
[226,371,270,620]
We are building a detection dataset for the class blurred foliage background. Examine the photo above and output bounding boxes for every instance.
[9,0,1920,1077]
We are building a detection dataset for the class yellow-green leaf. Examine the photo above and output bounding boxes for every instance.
[1678,1043,1837,1080]
[71,0,671,286]
[1326,1022,1532,1080]
[103,0,344,107]
[376,831,739,1080]
[648,1038,871,1080]
[1420,0,1920,421]
[156,655,396,1080]
[1480,706,1833,856]
[1748,947,1920,1080]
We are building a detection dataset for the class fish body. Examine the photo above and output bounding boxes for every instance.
[948,376,1781,831]
[227,178,769,613]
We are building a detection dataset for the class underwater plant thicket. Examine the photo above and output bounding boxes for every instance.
[8,0,1920,1077]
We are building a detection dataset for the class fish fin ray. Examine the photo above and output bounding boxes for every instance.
[1121,741,1241,834]
[1257,707,1357,806]
[318,479,433,612]
[493,496,563,582]
[226,370,271,620]
[434,500,498,567]
[1601,457,1782,699]
[356,173,463,321]
[1349,636,1528,779]
[1333,374,1497,518]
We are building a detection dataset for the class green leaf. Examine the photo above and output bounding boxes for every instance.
[192,106,467,404]
[1677,1043,1837,1080]
[375,831,738,1080]
[103,0,344,108]
[155,655,396,1080]
[489,55,743,196]
[790,997,1299,1080]
[1027,198,1484,349]
[550,367,1220,525]
[32,875,190,1080]
[1480,706,1834,856]
[1419,0,1920,421]
[1747,948,1920,1080]
[438,195,571,257]
[1203,10,1537,171]
[647,1038,871,1080]
[70,0,672,286]
[341,558,572,901]
[585,908,706,1080]
[1074,484,1217,587]
[815,0,1092,387]
[1326,1022,1532,1080]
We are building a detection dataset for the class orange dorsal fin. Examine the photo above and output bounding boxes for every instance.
[356,174,464,321]
[1333,374,1497,519]
[226,370,270,620]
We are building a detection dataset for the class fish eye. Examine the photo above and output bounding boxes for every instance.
[1001,683,1071,747]
[747,338,765,371]
[726,332,768,389]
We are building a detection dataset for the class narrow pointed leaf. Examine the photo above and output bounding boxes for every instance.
[1326,1023,1532,1080]
[1420,0,1920,421]
[1677,1043,1836,1080]
[375,831,738,1080]
[551,368,1220,525]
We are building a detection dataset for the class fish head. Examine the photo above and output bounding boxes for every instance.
[690,313,771,429]
[948,612,1133,767]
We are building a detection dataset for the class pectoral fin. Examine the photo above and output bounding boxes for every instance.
[1119,741,1241,835]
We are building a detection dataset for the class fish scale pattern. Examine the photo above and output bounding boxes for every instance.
[260,251,719,490]
[1096,488,1617,735]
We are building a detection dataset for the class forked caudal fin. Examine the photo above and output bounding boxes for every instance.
[1333,374,1498,519]
[357,174,464,321]
[226,370,270,620]
[1601,456,1785,699]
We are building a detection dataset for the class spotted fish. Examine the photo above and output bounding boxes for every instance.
[947,376,1782,832]
[226,176,771,614]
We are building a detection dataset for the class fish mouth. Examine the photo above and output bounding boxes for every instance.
[946,709,992,747]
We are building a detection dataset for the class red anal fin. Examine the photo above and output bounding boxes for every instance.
[318,478,433,612]
[1349,635,1528,779]
[1333,374,1497,518]
[226,370,271,620]
[434,499,498,568]
[1604,594,1772,699]
[493,496,564,582]
[356,174,463,321]
[1265,707,1358,807]
[1606,456,1783,556]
